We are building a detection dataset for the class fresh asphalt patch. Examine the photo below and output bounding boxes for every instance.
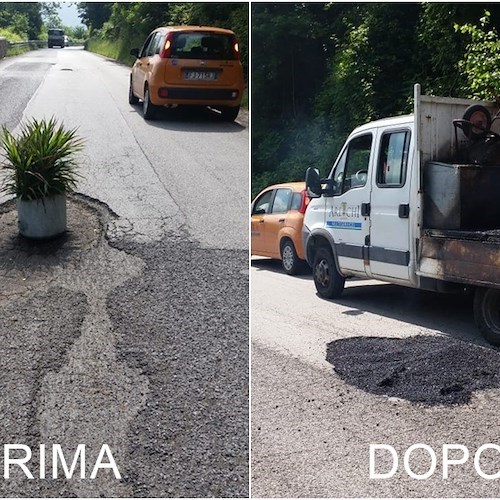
[327,335,500,405]
[107,236,248,498]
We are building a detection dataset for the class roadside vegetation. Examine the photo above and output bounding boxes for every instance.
[79,3,249,87]
[0,27,29,56]
[252,3,500,197]
[0,2,88,57]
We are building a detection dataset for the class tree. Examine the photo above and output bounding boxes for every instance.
[456,11,500,100]
[77,2,112,31]
[250,2,500,196]
[0,3,43,39]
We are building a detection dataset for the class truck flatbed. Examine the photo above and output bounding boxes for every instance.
[419,229,500,289]
[424,228,500,243]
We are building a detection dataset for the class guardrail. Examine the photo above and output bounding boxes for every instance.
[9,40,47,49]
[0,38,82,60]
[0,38,49,60]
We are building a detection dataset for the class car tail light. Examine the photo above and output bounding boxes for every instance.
[160,32,174,58]
[232,37,240,60]
[299,190,310,214]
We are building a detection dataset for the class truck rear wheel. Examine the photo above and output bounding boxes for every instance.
[473,287,500,346]
[313,247,345,299]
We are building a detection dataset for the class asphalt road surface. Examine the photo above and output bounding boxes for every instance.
[252,258,500,497]
[0,47,248,497]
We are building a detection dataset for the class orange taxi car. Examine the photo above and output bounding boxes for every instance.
[129,26,244,121]
[251,182,310,275]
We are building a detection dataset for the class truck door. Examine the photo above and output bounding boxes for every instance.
[325,133,373,274]
[368,128,412,281]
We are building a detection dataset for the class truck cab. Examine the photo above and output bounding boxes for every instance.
[304,115,415,287]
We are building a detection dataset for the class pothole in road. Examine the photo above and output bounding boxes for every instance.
[0,194,107,302]
[0,194,149,497]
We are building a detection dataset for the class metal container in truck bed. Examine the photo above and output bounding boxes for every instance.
[423,161,500,230]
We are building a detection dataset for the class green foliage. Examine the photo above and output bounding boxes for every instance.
[0,10,29,39]
[80,3,248,78]
[456,11,500,100]
[251,2,500,198]
[77,2,112,31]
[0,27,24,42]
[86,36,141,66]
[68,26,88,41]
[0,27,32,57]
[40,2,63,30]
[0,118,84,201]
[0,3,42,39]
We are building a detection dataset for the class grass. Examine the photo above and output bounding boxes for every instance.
[0,28,24,42]
[86,37,141,67]
[0,28,35,57]
[6,46,32,57]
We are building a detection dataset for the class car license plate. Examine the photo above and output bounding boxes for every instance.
[184,70,218,81]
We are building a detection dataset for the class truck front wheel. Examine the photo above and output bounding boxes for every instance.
[313,247,345,299]
[473,287,500,346]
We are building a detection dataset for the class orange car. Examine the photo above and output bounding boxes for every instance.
[251,182,310,275]
[129,26,244,121]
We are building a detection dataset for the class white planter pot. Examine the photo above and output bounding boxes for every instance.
[16,194,67,239]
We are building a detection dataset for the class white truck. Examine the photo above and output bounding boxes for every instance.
[303,84,500,345]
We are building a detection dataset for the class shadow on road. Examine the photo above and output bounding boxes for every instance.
[129,102,246,133]
[252,257,482,342]
[334,282,481,343]
[251,257,312,281]
[326,335,500,405]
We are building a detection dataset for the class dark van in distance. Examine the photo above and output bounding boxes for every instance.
[48,29,65,48]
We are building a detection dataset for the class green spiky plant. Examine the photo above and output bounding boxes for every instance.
[0,117,84,201]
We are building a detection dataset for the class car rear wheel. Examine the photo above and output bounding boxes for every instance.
[313,247,345,299]
[220,106,240,122]
[129,78,139,105]
[143,86,158,120]
[281,239,300,276]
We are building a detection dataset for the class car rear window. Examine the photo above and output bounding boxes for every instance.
[171,32,235,60]
[49,29,64,36]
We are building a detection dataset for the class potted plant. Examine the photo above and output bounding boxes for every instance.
[0,117,83,239]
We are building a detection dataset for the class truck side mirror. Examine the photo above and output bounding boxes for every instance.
[305,167,322,198]
[130,48,139,58]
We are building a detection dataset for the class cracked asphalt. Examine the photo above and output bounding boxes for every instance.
[0,47,248,497]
